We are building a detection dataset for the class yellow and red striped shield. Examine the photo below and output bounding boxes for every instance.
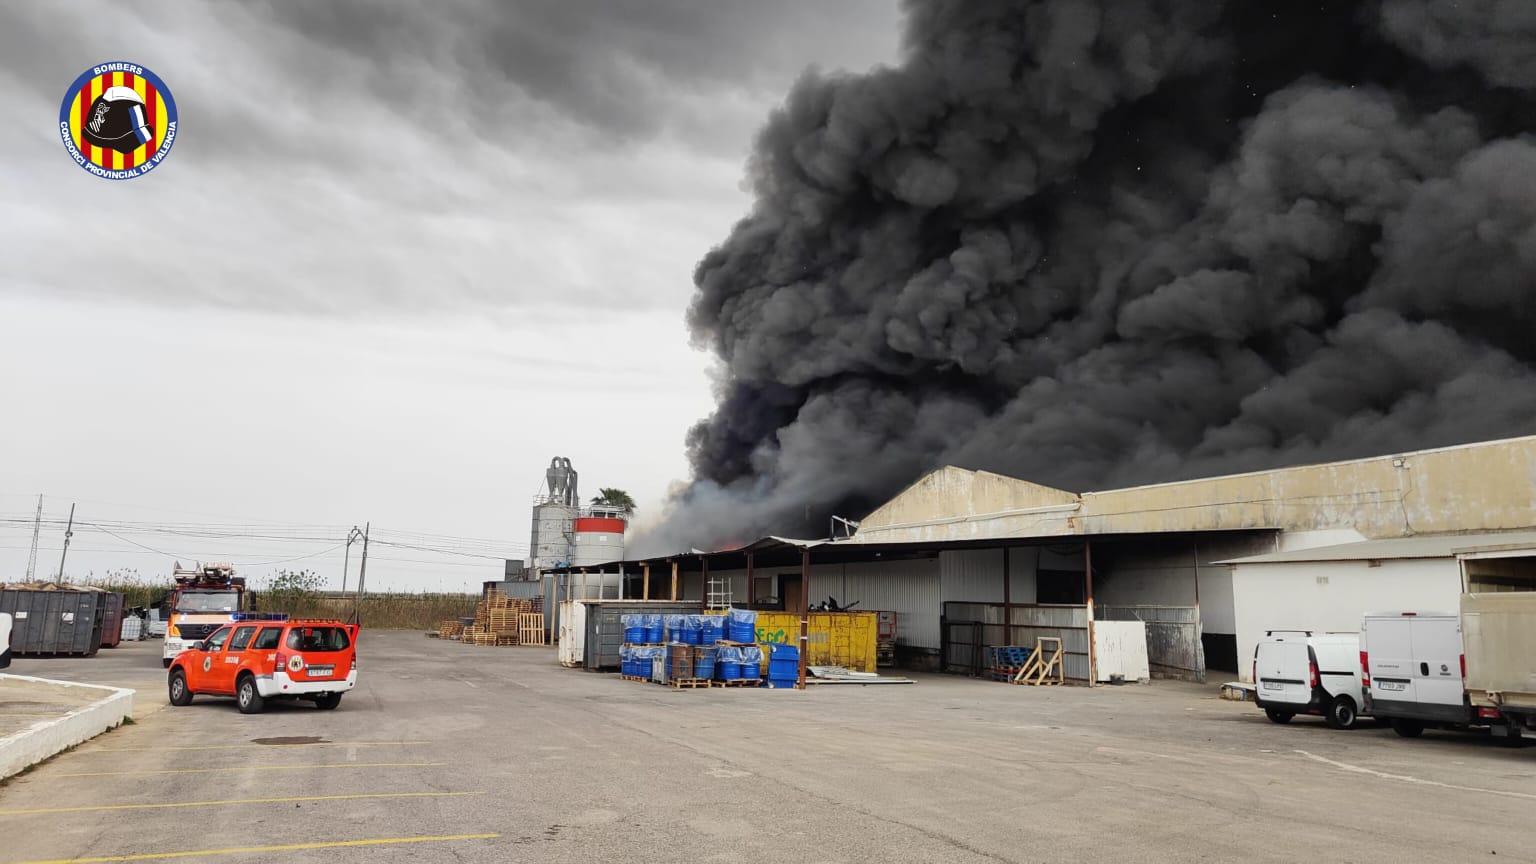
[59,62,178,180]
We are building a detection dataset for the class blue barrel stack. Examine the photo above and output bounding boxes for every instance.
[766,643,799,688]
[616,607,792,689]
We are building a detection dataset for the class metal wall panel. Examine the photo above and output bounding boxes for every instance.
[809,558,942,649]
[941,549,1005,603]
[941,601,1090,680]
[1097,604,1205,682]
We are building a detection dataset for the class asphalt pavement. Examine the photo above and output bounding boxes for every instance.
[1,632,1534,863]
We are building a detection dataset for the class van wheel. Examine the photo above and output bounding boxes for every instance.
[1324,696,1358,730]
[1390,718,1424,738]
[168,670,193,706]
[1265,709,1294,724]
[314,693,342,711]
[236,675,265,714]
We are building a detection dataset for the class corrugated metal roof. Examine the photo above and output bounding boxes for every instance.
[1218,530,1536,565]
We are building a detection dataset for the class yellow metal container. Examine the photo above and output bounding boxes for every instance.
[751,611,878,673]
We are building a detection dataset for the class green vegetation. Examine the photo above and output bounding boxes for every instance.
[78,567,477,630]
[591,487,637,514]
[82,568,171,608]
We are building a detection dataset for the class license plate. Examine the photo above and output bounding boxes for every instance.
[307,666,334,677]
[1377,680,1406,691]
[1262,681,1283,690]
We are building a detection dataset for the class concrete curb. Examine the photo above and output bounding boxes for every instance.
[0,674,135,780]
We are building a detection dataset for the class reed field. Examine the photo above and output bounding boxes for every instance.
[75,568,477,630]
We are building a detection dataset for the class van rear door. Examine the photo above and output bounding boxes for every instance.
[1410,616,1466,716]
[1255,636,1311,707]
[1365,615,1414,704]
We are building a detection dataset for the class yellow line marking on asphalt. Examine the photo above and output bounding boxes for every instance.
[94,740,430,752]
[0,790,486,816]
[56,762,443,778]
[10,833,500,864]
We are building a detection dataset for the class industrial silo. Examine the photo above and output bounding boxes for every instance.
[569,509,626,567]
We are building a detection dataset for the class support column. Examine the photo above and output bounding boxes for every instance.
[746,552,755,605]
[797,547,810,690]
[1085,541,1096,686]
[702,555,710,605]
[671,560,679,601]
[580,568,588,600]
[642,563,651,601]
[1002,546,1012,647]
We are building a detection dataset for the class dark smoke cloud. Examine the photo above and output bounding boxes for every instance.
[637,0,1536,554]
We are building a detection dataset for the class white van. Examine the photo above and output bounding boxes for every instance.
[1360,610,1475,738]
[1252,630,1365,729]
[0,612,12,669]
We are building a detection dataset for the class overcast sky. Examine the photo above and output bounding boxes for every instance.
[0,1,901,592]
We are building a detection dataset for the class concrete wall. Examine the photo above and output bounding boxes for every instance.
[1230,557,1462,681]
[1084,437,1536,539]
[0,675,134,780]
[851,436,1536,545]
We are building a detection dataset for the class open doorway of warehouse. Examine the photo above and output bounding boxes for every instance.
[780,574,805,614]
[1462,555,1536,592]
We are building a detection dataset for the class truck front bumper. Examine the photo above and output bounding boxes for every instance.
[162,639,190,660]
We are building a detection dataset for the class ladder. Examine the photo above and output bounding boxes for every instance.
[705,573,733,611]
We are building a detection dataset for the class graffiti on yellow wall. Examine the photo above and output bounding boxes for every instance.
[750,612,877,673]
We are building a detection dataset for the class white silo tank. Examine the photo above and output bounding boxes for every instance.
[569,514,627,567]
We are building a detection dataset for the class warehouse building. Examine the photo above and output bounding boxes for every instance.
[552,435,1536,684]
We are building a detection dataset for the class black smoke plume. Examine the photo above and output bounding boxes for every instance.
[637,0,1536,554]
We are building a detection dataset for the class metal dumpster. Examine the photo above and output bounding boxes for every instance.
[582,600,702,671]
[0,589,106,656]
[99,592,125,648]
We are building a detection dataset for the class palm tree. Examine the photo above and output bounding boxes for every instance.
[591,488,636,515]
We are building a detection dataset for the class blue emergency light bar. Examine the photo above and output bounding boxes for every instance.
[231,612,289,622]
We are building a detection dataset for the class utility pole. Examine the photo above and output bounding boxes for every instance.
[352,522,370,625]
[24,494,42,581]
[56,503,76,581]
[341,526,365,593]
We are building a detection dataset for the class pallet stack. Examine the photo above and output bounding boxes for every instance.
[436,620,465,640]
[985,646,1033,682]
[459,591,543,647]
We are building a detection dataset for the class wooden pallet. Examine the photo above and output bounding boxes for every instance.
[714,678,761,688]
[518,613,546,646]
[1011,637,1064,686]
[714,640,756,647]
[669,677,712,689]
[620,675,650,683]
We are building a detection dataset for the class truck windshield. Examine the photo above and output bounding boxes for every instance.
[175,591,240,613]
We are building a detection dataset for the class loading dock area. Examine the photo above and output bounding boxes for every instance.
[3,632,1535,864]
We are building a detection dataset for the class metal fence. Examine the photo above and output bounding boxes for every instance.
[941,602,1090,682]
[1095,605,1204,683]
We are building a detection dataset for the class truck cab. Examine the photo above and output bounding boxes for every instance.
[161,562,246,668]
